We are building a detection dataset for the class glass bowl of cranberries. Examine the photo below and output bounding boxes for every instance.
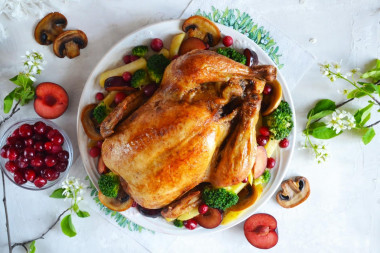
[0,118,73,190]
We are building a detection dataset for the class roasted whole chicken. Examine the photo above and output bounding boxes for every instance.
[101,50,276,209]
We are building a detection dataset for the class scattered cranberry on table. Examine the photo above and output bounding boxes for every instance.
[279,138,289,148]
[267,157,276,169]
[150,38,163,52]
[222,36,233,47]
[0,121,70,188]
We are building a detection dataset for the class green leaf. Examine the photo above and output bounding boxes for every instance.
[361,59,380,82]
[347,89,367,99]
[50,188,66,198]
[28,240,36,253]
[305,122,341,139]
[362,127,375,145]
[309,110,334,121]
[76,209,90,218]
[307,99,336,119]
[73,203,79,213]
[3,89,16,113]
[61,214,77,237]
[354,104,373,127]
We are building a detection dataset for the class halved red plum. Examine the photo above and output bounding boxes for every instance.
[194,207,222,229]
[244,213,278,249]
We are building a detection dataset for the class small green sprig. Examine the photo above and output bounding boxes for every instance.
[303,60,380,163]
[50,177,90,237]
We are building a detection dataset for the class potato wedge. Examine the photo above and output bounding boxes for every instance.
[159,48,170,59]
[169,33,186,58]
[99,57,147,87]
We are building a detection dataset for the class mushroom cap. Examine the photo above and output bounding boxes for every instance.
[53,30,88,58]
[276,176,310,208]
[182,15,221,46]
[34,12,67,45]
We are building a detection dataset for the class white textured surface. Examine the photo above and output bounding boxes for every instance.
[0,0,379,252]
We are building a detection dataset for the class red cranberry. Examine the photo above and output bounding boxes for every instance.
[24,138,34,147]
[31,157,43,167]
[114,92,127,104]
[6,136,19,145]
[19,124,33,138]
[263,84,272,95]
[96,141,103,148]
[44,168,59,181]
[57,151,69,161]
[11,129,20,137]
[184,219,197,230]
[259,126,270,137]
[5,161,17,173]
[267,157,276,169]
[33,121,47,135]
[17,156,29,169]
[54,161,68,172]
[44,126,52,135]
[34,142,44,152]
[242,177,248,183]
[51,145,62,154]
[7,148,19,161]
[123,55,131,64]
[44,142,53,152]
[51,134,64,145]
[34,176,47,188]
[23,147,36,159]
[13,139,25,149]
[33,134,44,142]
[89,147,101,158]
[47,129,58,140]
[132,201,137,207]
[122,72,132,82]
[222,36,233,47]
[95,92,105,101]
[257,135,269,146]
[150,38,163,52]
[45,155,57,167]
[142,83,158,97]
[14,171,27,185]
[205,43,210,50]
[198,204,209,215]
[1,145,9,158]
[25,169,36,182]
[279,138,289,148]
[130,55,139,62]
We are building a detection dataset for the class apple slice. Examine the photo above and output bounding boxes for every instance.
[34,82,69,119]
[253,146,268,179]
[244,213,278,249]
[194,207,222,229]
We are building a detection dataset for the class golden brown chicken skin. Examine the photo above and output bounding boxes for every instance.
[102,50,275,209]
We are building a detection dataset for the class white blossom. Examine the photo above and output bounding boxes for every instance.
[326,109,356,134]
[314,144,328,163]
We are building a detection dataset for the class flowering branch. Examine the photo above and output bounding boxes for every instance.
[303,60,380,163]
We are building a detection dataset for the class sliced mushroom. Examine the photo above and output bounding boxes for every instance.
[53,30,88,58]
[34,12,67,45]
[80,103,103,141]
[262,79,282,116]
[276,177,310,208]
[182,15,221,46]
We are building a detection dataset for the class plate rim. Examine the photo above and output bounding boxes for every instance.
[76,19,296,235]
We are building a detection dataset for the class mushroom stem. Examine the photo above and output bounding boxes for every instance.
[65,41,80,59]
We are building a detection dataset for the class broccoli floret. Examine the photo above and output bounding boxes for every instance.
[216,48,246,65]
[131,69,150,88]
[202,188,239,210]
[98,172,120,198]
[173,219,184,228]
[147,54,171,83]
[132,45,148,57]
[264,101,293,140]
[254,169,271,186]
[92,101,112,124]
